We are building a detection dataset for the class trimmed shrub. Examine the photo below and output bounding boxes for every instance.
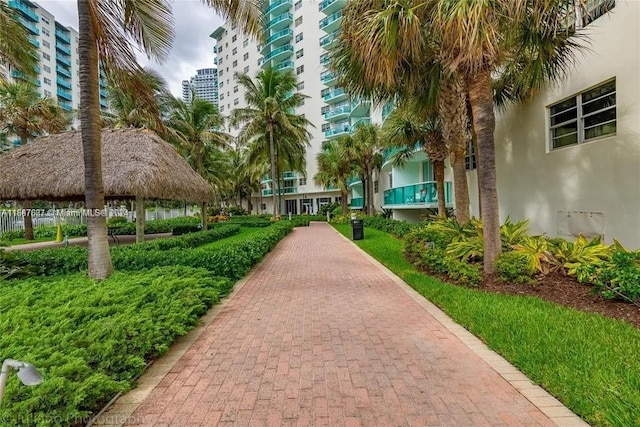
[495,251,535,284]
[588,249,640,303]
[171,224,202,235]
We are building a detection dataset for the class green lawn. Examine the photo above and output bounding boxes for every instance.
[0,236,55,247]
[333,224,640,427]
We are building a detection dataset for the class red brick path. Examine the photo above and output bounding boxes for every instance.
[126,223,553,426]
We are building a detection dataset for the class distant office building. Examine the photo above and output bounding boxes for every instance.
[181,68,218,106]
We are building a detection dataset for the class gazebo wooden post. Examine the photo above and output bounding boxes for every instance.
[135,196,145,243]
[201,201,208,231]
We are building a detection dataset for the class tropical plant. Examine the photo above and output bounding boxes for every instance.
[75,0,262,279]
[511,236,556,275]
[494,251,535,284]
[500,217,530,249]
[0,81,69,240]
[230,66,312,217]
[0,2,38,79]
[314,140,353,215]
[548,234,612,276]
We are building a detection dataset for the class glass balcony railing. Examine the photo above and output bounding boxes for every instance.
[350,198,364,208]
[265,0,292,16]
[266,12,293,31]
[56,55,71,67]
[18,17,39,35]
[264,28,293,47]
[320,31,338,48]
[9,1,39,22]
[56,88,72,101]
[56,65,72,78]
[58,101,72,111]
[259,44,293,65]
[383,181,453,207]
[273,60,294,72]
[263,187,297,196]
[319,10,342,32]
[324,104,350,120]
[321,70,337,84]
[319,0,345,14]
[56,43,71,55]
[55,29,71,44]
[325,124,350,138]
[351,117,371,130]
[28,37,39,48]
[56,77,71,89]
[323,87,346,102]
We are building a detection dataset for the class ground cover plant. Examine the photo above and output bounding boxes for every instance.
[0,267,232,426]
[333,224,640,427]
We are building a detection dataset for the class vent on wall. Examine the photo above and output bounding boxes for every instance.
[557,211,605,240]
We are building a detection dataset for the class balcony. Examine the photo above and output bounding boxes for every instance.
[324,104,350,122]
[325,123,350,139]
[319,0,346,15]
[58,101,72,110]
[56,65,72,78]
[320,54,330,66]
[261,28,293,54]
[273,60,294,72]
[351,117,371,131]
[263,187,298,196]
[323,87,347,103]
[56,88,72,101]
[55,29,71,44]
[266,12,293,32]
[9,1,39,22]
[321,70,337,86]
[10,70,39,86]
[382,102,394,121]
[350,197,364,209]
[18,17,39,35]
[320,10,342,33]
[351,98,371,115]
[56,43,71,55]
[259,43,293,66]
[383,181,453,208]
[320,31,338,49]
[56,55,71,67]
[100,88,108,98]
[28,37,39,48]
[266,0,292,16]
[56,77,71,90]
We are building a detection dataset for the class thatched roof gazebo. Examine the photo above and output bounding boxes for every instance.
[0,128,213,241]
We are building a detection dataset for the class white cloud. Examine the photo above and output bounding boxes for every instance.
[36,0,224,96]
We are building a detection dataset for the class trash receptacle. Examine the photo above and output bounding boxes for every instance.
[351,219,364,240]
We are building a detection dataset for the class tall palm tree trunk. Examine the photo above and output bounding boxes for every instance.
[433,160,446,216]
[268,126,279,217]
[18,135,34,240]
[360,174,366,214]
[340,187,348,215]
[468,69,500,273]
[366,166,374,215]
[450,150,470,222]
[78,0,113,279]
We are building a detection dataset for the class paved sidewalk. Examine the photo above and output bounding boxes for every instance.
[97,222,586,426]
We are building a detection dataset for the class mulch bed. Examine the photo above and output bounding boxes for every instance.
[481,272,640,328]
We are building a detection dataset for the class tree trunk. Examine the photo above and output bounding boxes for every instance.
[268,125,278,217]
[468,69,501,273]
[200,201,208,230]
[366,166,375,215]
[17,136,34,240]
[135,196,145,243]
[78,0,113,279]
[183,201,187,217]
[360,174,367,214]
[439,73,470,224]
[341,187,348,215]
[433,160,446,217]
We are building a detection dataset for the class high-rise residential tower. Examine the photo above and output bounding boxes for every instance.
[211,0,374,215]
[181,68,219,105]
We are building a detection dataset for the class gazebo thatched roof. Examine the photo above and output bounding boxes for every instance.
[0,128,213,202]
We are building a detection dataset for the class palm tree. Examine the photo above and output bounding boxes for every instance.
[427,0,582,271]
[382,102,448,216]
[165,96,231,229]
[315,140,353,215]
[0,2,38,79]
[76,0,262,279]
[0,81,69,239]
[343,123,383,215]
[230,67,312,217]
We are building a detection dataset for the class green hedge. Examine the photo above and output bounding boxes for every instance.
[0,267,232,426]
[14,224,241,276]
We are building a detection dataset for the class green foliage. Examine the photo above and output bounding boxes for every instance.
[318,202,340,216]
[548,235,612,276]
[0,267,231,425]
[0,249,36,279]
[171,223,202,235]
[333,224,640,427]
[227,206,248,216]
[363,216,419,238]
[500,217,530,249]
[511,236,555,274]
[495,251,535,284]
[107,216,128,226]
[587,246,640,303]
[445,257,482,287]
[289,217,310,227]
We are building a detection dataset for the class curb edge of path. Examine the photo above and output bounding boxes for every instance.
[331,225,589,427]
[89,236,278,426]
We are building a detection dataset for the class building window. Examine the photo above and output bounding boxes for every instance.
[244,66,249,73]
[44,90,51,96]
[243,52,249,60]
[219,82,224,88]
[243,39,249,47]
[234,98,239,105]
[42,53,50,61]
[218,46,223,53]
[219,70,223,76]
[321,88,329,97]
[296,65,304,75]
[220,94,225,100]
[295,17,303,27]
[320,53,329,64]
[233,60,237,67]
[549,79,616,150]
[389,173,393,189]
[43,65,51,73]
[374,180,379,193]
[42,28,49,36]
[232,34,237,42]
[295,0,302,10]
[465,139,477,170]
[321,123,330,132]
[299,177,307,186]
[43,77,51,85]
[219,58,223,65]
[296,81,304,90]
[42,40,50,48]
[233,85,238,93]
[42,16,49,24]
[232,47,237,55]
[295,33,303,43]
[296,49,304,59]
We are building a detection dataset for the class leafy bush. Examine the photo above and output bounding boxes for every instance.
[446,257,482,287]
[289,217,310,227]
[500,217,530,249]
[548,234,611,276]
[405,242,482,287]
[495,251,535,284]
[227,206,247,216]
[318,202,340,216]
[0,250,36,279]
[0,267,231,425]
[171,223,202,235]
[107,216,128,226]
[364,216,419,238]
[511,236,556,274]
[586,246,640,303]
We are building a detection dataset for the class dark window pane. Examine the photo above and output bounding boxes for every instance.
[583,93,615,115]
[551,107,577,126]
[552,122,578,138]
[584,108,616,128]
[553,133,578,148]
[550,97,576,116]
[582,80,615,103]
[585,121,616,140]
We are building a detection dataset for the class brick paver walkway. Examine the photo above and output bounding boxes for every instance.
[118,223,563,426]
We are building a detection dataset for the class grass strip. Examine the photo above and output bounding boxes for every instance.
[333,224,640,427]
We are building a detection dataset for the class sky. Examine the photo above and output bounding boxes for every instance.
[37,1,224,97]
